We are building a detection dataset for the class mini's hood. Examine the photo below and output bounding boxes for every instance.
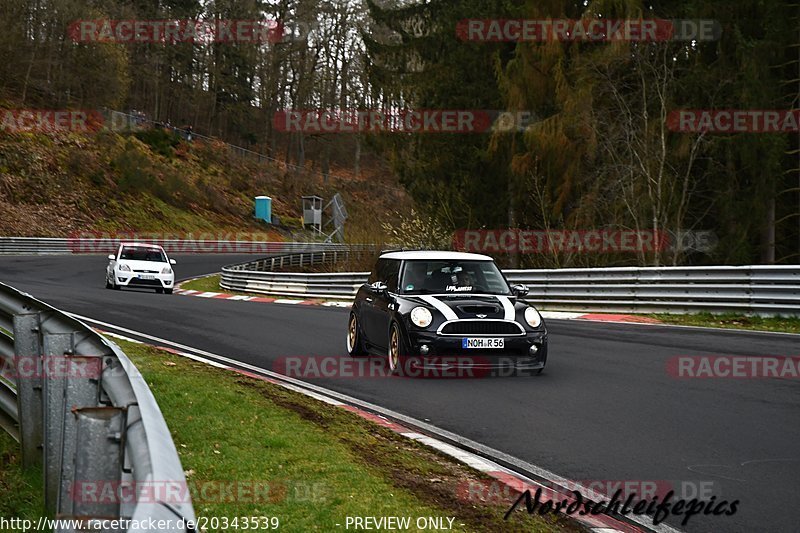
[403,293,522,320]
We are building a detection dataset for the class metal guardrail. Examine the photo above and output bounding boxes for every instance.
[221,249,374,298]
[503,266,800,316]
[0,237,355,255]
[0,282,194,531]
[222,256,800,316]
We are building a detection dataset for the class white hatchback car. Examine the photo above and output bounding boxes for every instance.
[106,243,176,293]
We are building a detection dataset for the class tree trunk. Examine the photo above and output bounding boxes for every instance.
[761,197,776,264]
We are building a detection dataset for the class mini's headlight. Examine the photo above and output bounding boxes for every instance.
[118,264,131,272]
[410,306,433,328]
[524,307,542,328]
[161,267,172,274]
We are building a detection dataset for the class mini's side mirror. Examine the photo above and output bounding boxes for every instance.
[370,281,388,294]
[169,258,177,265]
[512,284,529,297]
[107,254,115,261]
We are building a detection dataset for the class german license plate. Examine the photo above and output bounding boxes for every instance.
[138,274,155,280]
[462,338,504,349]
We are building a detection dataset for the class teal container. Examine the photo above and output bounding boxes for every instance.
[255,196,272,223]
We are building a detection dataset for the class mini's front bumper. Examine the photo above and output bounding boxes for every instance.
[405,329,548,376]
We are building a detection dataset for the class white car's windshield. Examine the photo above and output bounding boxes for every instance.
[120,246,167,262]
[400,260,511,295]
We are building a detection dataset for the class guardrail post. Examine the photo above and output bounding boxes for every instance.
[41,332,100,514]
[13,313,44,468]
[67,406,125,522]
[42,332,72,512]
[57,349,105,517]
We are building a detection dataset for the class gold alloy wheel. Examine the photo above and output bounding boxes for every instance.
[347,314,357,353]
[389,326,399,372]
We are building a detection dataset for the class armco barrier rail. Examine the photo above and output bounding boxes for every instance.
[0,282,194,531]
[221,250,371,299]
[222,256,800,316]
[0,236,355,255]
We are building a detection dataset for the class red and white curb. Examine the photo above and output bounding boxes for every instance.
[173,287,351,307]
[174,283,661,323]
[98,328,652,533]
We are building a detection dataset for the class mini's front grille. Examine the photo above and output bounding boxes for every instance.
[440,320,522,335]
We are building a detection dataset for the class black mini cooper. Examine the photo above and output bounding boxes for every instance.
[346,251,548,376]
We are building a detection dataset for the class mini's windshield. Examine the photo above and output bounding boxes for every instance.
[120,246,167,262]
[400,260,510,295]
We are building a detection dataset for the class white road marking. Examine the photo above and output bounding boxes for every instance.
[540,311,586,320]
[401,432,495,472]
[321,301,351,307]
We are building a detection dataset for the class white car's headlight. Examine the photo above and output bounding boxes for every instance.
[410,306,433,328]
[118,264,131,272]
[161,267,172,274]
[524,307,542,328]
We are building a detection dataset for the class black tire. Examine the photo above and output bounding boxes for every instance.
[346,312,366,356]
[112,278,121,290]
[105,276,112,289]
[156,288,164,294]
[165,288,173,294]
[388,322,409,376]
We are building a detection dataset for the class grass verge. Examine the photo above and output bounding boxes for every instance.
[178,274,229,293]
[646,312,800,334]
[0,432,44,520]
[119,339,573,532]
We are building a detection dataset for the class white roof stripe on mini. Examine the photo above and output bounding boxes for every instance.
[379,250,493,261]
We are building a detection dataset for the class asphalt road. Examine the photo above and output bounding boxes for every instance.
[1,254,798,533]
